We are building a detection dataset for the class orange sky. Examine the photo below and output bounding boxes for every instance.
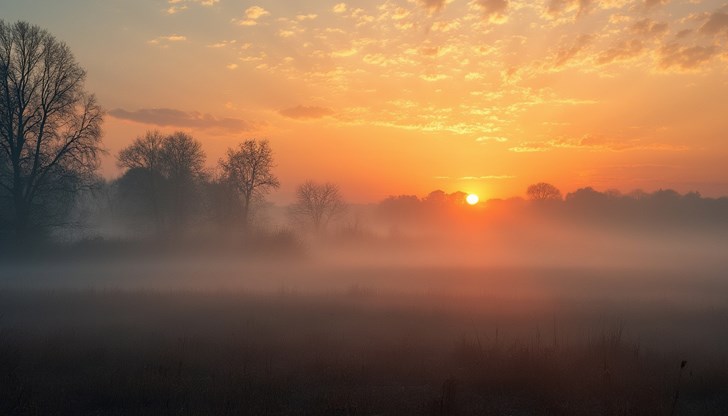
[5,0,728,202]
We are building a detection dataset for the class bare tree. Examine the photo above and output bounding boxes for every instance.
[159,132,205,182]
[0,21,104,241]
[526,182,562,202]
[219,139,280,228]
[290,180,347,232]
[117,130,165,174]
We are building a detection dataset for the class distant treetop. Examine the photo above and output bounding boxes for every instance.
[527,183,562,202]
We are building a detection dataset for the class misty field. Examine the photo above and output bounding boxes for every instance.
[2,247,728,416]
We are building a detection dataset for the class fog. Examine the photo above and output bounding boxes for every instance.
[2,190,728,414]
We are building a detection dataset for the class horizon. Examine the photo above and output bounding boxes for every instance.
[3,0,727,203]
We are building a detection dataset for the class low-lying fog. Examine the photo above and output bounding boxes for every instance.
[2,195,727,415]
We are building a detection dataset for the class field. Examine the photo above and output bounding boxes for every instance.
[2,244,728,416]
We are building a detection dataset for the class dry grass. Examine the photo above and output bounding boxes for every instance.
[0,282,727,415]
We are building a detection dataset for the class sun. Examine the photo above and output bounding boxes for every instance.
[466,193,479,205]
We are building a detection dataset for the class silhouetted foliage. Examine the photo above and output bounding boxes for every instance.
[115,130,205,236]
[556,187,728,230]
[527,182,562,202]
[0,21,104,242]
[202,174,242,230]
[289,180,347,232]
[219,139,280,229]
[425,190,448,206]
[371,186,728,239]
[377,195,421,223]
[159,132,206,229]
[566,187,607,205]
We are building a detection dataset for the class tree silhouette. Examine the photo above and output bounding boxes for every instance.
[117,131,165,231]
[289,180,347,233]
[526,182,562,202]
[117,131,165,173]
[116,130,205,234]
[219,139,280,228]
[0,21,104,241]
[159,132,205,230]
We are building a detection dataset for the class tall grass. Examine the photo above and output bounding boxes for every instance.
[0,288,726,415]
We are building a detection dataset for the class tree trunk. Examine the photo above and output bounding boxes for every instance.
[12,193,30,243]
[242,194,251,232]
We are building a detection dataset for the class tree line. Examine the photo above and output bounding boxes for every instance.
[377,183,728,232]
[110,130,347,238]
[0,21,348,244]
[114,130,280,236]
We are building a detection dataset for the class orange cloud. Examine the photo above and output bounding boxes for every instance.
[645,0,669,8]
[414,0,449,13]
[279,106,335,120]
[235,6,270,26]
[658,42,719,71]
[699,11,728,36]
[510,135,689,153]
[147,34,187,47]
[546,0,592,19]
[596,39,644,65]
[471,0,509,23]
[553,34,593,67]
[109,108,257,132]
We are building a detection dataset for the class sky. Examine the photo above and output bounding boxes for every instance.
[3,0,728,202]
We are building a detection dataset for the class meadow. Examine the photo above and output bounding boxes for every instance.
[1,240,727,415]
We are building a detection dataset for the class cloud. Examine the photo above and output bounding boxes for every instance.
[553,34,593,67]
[476,136,509,142]
[166,5,188,14]
[645,0,669,8]
[296,13,318,21]
[509,143,551,153]
[333,3,347,14]
[332,47,359,57]
[593,19,666,65]
[147,35,187,47]
[658,42,719,71]
[699,11,728,36]
[471,0,509,23]
[234,6,270,26]
[437,175,516,180]
[278,105,335,120]
[430,19,461,32]
[461,175,516,180]
[545,0,592,19]
[420,73,450,81]
[206,40,237,48]
[109,108,256,132]
[166,0,218,14]
[246,6,269,19]
[392,7,411,20]
[596,39,644,64]
[413,0,450,13]
[630,19,668,38]
[509,135,689,152]
[349,8,376,27]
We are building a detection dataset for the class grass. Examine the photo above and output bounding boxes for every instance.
[1,280,727,415]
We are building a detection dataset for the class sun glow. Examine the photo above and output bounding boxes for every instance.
[466,194,479,205]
